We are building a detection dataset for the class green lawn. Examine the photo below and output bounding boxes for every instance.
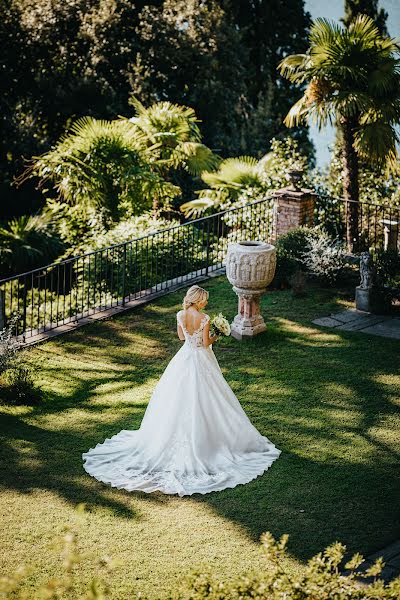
[1,276,400,599]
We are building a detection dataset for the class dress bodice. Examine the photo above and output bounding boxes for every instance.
[177,310,210,349]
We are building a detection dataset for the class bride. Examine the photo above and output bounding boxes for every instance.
[82,285,281,496]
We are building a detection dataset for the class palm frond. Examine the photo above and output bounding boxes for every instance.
[180,197,217,218]
[171,142,220,176]
[354,121,399,169]
[201,157,261,191]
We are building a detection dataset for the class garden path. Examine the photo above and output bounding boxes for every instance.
[313,309,400,340]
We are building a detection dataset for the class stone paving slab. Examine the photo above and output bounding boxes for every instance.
[361,321,400,340]
[312,316,343,327]
[312,309,400,340]
[330,308,369,323]
[335,314,386,331]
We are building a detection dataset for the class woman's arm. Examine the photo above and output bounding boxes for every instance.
[177,323,185,341]
[203,320,219,347]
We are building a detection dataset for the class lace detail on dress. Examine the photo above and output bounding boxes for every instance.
[177,311,210,349]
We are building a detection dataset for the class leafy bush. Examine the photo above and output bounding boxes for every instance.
[0,315,42,405]
[1,361,41,406]
[272,226,319,288]
[0,212,65,277]
[272,226,349,288]
[2,524,399,599]
[0,313,19,375]
[180,531,400,599]
[275,226,320,264]
[365,248,400,313]
[301,234,347,285]
[371,248,400,290]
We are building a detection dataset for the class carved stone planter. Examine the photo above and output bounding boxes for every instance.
[226,241,276,340]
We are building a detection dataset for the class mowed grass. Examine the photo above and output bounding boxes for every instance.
[1,276,400,599]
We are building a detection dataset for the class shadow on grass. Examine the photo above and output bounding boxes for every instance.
[1,277,399,562]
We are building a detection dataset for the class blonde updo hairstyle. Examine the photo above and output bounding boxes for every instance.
[182,285,209,310]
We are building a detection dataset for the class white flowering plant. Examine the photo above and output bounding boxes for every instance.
[210,313,231,339]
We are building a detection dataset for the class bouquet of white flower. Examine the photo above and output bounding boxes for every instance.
[210,313,231,339]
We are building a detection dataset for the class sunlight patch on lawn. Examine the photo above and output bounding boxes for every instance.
[271,317,345,346]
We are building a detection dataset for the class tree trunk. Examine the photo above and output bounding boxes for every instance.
[341,117,359,253]
[152,195,159,218]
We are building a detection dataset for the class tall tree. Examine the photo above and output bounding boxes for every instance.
[129,0,313,157]
[342,0,388,34]
[278,15,400,252]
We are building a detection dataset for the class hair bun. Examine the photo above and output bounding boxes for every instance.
[182,285,209,310]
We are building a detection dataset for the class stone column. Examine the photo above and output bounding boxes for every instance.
[270,187,316,243]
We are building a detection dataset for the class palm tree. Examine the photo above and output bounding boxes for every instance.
[19,118,165,223]
[180,156,263,218]
[0,213,64,276]
[278,15,400,251]
[126,98,219,214]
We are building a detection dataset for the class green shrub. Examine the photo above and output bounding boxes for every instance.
[301,234,347,285]
[272,226,320,288]
[3,525,398,599]
[179,532,400,599]
[371,248,400,289]
[1,361,41,406]
[275,226,319,263]
[0,315,42,406]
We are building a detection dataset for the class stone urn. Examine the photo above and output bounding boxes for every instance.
[226,241,276,340]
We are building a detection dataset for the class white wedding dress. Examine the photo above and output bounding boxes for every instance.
[82,311,281,496]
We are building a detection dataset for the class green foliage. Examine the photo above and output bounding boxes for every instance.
[2,520,400,599]
[342,0,388,35]
[258,137,312,189]
[182,137,310,218]
[131,0,311,158]
[301,234,348,285]
[272,227,319,289]
[315,132,400,209]
[273,226,348,288]
[278,15,400,170]
[23,117,165,222]
[2,0,312,218]
[0,315,42,406]
[0,212,64,276]
[180,531,400,599]
[275,226,320,264]
[371,248,400,287]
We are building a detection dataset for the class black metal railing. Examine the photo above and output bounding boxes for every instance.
[315,195,400,251]
[1,193,399,342]
[0,197,274,340]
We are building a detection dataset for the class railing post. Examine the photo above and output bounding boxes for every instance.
[22,276,27,342]
[0,288,5,331]
[205,219,211,275]
[122,243,127,306]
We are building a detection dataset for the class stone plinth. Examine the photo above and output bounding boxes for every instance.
[380,219,399,251]
[271,187,316,242]
[355,286,373,312]
[226,241,276,340]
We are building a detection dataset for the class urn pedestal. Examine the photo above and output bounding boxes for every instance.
[226,241,276,340]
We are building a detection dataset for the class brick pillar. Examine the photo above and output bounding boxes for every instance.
[270,187,316,243]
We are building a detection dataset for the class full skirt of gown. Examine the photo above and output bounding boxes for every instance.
[82,327,281,497]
